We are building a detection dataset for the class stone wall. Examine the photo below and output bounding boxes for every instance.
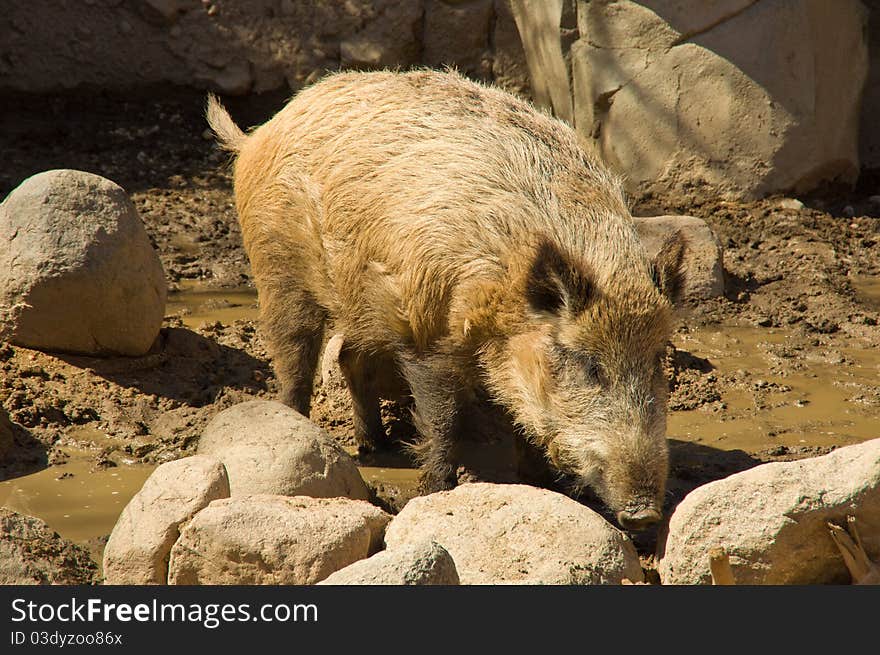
[2,0,879,193]
[0,0,530,97]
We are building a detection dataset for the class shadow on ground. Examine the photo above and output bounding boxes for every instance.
[56,327,272,407]
[0,422,49,483]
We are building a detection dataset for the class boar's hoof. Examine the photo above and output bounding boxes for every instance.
[617,508,661,531]
[418,470,457,495]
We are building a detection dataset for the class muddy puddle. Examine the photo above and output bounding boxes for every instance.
[0,455,154,542]
[3,283,878,571]
[0,439,155,569]
[166,280,258,328]
[669,325,879,452]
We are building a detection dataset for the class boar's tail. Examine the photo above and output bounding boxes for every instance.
[205,93,246,153]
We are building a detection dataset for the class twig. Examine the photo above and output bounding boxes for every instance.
[827,515,880,585]
[709,546,735,585]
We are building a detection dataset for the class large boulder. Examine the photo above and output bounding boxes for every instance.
[0,169,166,356]
[658,439,880,585]
[102,455,230,585]
[318,541,460,585]
[0,508,98,585]
[860,0,880,169]
[167,495,391,585]
[633,215,724,300]
[198,400,369,500]
[384,483,644,584]
[570,0,868,200]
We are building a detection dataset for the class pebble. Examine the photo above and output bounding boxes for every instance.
[777,198,804,211]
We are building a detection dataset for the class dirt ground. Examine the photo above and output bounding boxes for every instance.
[1,86,879,574]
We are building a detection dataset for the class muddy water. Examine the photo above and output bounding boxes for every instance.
[166,280,259,327]
[3,285,878,569]
[0,454,154,544]
[358,464,422,496]
[669,325,879,451]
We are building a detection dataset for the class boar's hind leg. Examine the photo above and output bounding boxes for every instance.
[262,287,326,416]
[338,346,386,453]
[400,354,462,493]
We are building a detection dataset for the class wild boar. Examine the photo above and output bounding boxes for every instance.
[206,69,686,530]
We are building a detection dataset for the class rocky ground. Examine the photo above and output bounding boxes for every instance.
[1,87,879,580]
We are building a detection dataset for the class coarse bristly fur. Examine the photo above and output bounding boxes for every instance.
[206,68,687,529]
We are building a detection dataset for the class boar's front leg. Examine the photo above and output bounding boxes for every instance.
[338,345,387,453]
[400,352,462,493]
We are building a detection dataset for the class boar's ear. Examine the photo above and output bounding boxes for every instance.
[526,238,594,316]
[651,230,687,305]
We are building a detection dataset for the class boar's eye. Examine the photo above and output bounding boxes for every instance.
[585,362,601,383]
[555,346,601,384]
[579,354,600,381]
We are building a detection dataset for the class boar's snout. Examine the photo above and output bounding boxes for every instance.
[616,507,661,531]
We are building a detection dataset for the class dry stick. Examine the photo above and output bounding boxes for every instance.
[827,515,880,584]
[509,0,573,125]
[708,547,736,585]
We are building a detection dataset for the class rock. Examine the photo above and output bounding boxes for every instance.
[198,400,369,500]
[0,508,98,585]
[777,198,805,211]
[0,169,166,356]
[208,60,252,96]
[167,495,391,585]
[339,0,422,70]
[491,0,532,98]
[860,0,880,168]
[318,541,459,585]
[139,0,186,25]
[2,0,524,102]
[384,483,643,584]
[339,38,387,69]
[633,215,725,300]
[658,439,880,585]
[102,455,230,585]
[423,0,493,78]
[571,0,868,200]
